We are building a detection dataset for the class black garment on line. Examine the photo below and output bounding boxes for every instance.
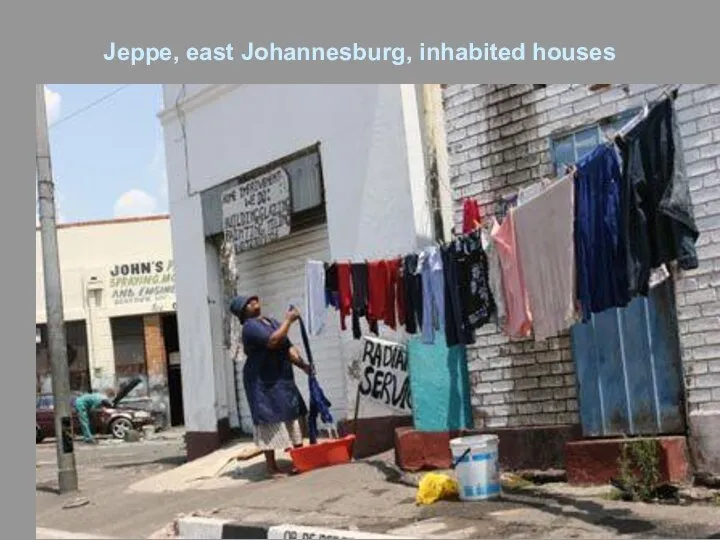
[443,232,495,347]
[324,262,339,309]
[616,96,700,297]
[350,263,378,339]
[460,232,495,330]
[402,254,423,334]
[442,245,467,347]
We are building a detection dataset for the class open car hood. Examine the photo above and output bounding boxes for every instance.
[112,377,142,407]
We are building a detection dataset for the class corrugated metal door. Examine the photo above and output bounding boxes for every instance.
[233,224,346,433]
[570,279,686,437]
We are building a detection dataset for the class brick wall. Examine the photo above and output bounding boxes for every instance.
[143,313,171,427]
[442,84,720,437]
[143,314,167,380]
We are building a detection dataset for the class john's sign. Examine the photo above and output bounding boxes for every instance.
[108,259,175,309]
[110,260,173,277]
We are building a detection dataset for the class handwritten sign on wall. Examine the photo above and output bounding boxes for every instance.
[222,167,292,254]
[357,336,412,414]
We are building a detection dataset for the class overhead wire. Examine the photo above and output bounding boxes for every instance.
[49,85,131,129]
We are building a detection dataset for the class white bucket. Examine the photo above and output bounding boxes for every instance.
[450,434,501,501]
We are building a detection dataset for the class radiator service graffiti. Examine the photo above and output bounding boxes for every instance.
[109,259,176,308]
[357,336,412,413]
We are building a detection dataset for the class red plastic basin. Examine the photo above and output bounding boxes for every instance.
[287,435,356,473]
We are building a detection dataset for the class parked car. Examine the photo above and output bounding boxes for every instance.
[36,378,158,442]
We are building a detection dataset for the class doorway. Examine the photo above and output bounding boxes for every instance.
[162,313,184,426]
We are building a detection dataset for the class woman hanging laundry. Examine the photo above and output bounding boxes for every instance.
[229,296,313,478]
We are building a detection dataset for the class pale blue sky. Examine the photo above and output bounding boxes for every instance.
[41,84,168,224]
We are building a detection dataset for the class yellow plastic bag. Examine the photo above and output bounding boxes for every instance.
[415,472,460,505]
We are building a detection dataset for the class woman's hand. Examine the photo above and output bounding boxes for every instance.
[300,361,314,376]
[286,306,301,323]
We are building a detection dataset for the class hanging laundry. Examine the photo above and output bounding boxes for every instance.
[442,232,495,347]
[517,179,550,206]
[574,144,631,322]
[514,175,577,341]
[336,262,353,332]
[481,228,506,331]
[491,213,533,339]
[384,258,402,330]
[402,254,423,334]
[459,231,495,330]
[419,246,446,345]
[441,243,466,347]
[324,262,339,309]
[616,97,700,297]
[396,258,407,327]
[367,260,389,325]
[649,264,671,289]
[304,261,327,336]
[351,263,378,339]
[462,198,483,234]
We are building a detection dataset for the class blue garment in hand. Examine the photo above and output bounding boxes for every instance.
[574,144,631,322]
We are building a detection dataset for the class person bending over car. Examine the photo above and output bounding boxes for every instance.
[74,388,116,444]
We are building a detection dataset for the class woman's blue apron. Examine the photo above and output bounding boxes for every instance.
[242,318,307,426]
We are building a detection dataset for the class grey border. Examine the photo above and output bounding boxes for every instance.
[19,0,720,82]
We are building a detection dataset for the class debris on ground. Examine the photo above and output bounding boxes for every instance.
[148,509,221,539]
[234,446,263,461]
[517,469,567,484]
[62,497,90,510]
[124,430,142,443]
[148,520,178,539]
[695,473,720,488]
[679,486,720,502]
[214,446,264,478]
[416,472,460,505]
[609,478,684,504]
[501,472,534,490]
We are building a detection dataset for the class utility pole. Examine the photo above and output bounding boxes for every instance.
[36,84,78,493]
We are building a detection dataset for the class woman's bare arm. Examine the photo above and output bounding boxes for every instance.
[267,307,300,350]
[288,346,311,374]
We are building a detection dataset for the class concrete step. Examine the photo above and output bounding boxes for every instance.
[565,435,691,486]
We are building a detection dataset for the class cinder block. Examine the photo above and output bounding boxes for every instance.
[394,427,453,471]
[565,436,692,486]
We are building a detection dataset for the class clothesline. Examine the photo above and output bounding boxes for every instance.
[303,92,700,350]
[466,85,684,227]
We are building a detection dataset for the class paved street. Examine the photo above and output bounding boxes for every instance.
[36,435,720,539]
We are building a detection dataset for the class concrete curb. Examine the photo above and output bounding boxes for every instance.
[177,517,403,539]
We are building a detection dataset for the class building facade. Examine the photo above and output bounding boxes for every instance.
[159,84,450,459]
[442,84,720,476]
[35,216,184,427]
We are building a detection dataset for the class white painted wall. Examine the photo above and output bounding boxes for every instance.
[160,84,433,434]
[35,216,176,387]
